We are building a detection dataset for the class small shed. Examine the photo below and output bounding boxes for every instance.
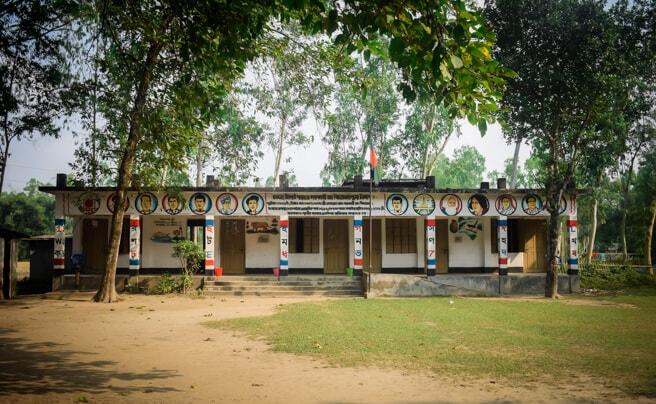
[28,234,73,292]
[1,227,29,299]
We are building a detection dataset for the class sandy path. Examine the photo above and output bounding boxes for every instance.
[0,293,649,403]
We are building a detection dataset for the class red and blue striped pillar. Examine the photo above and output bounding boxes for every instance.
[204,215,215,276]
[567,215,578,275]
[497,216,509,275]
[53,217,65,269]
[426,216,436,276]
[128,215,140,275]
[353,215,363,276]
[279,214,289,276]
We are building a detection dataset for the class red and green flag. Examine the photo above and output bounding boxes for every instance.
[369,148,380,186]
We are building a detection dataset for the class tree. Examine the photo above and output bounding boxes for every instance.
[488,156,542,189]
[399,100,460,178]
[633,149,656,273]
[321,55,403,185]
[433,145,486,188]
[87,0,511,302]
[0,0,79,195]
[485,0,655,297]
[246,26,333,187]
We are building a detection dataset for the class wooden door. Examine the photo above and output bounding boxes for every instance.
[323,219,349,274]
[363,219,382,273]
[220,219,245,274]
[83,218,108,273]
[522,220,547,272]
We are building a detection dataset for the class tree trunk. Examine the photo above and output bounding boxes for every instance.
[93,40,163,303]
[545,208,560,298]
[0,137,9,196]
[196,149,203,187]
[645,200,656,275]
[620,196,628,263]
[509,139,521,188]
[586,196,598,264]
[272,116,287,187]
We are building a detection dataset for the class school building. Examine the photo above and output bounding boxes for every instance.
[40,174,580,296]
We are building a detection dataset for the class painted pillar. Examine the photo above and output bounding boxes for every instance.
[567,195,578,275]
[353,215,363,276]
[53,192,65,270]
[426,215,436,276]
[498,216,508,276]
[205,215,215,276]
[279,214,289,276]
[128,215,140,274]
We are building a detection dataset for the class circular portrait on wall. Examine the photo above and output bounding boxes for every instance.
[189,192,212,215]
[162,192,185,215]
[107,193,129,214]
[412,194,435,216]
[242,193,264,215]
[522,193,543,215]
[76,192,100,215]
[386,194,409,216]
[468,194,489,216]
[440,194,462,216]
[495,194,517,215]
[216,193,238,215]
[135,192,158,215]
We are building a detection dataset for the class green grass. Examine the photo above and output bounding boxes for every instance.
[204,292,656,395]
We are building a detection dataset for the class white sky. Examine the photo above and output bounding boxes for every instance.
[4,117,531,191]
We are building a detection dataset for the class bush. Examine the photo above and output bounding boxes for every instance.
[154,273,181,294]
[172,240,204,294]
[580,263,656,291]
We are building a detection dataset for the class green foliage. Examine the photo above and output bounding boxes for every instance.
[432,146,486,188]
[172,240,204,275]
[580,264,656,291]
[154,273,181,295]
[0,178,56,236]
[0,0,80,194]
[487,156,542,189]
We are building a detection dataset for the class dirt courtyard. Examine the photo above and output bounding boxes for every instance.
[0,293,649,403]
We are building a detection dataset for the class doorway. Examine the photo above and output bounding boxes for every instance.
[323,219,349,274]
[83,218,108,273]
[363,219,382,273]
[520,220,547,272]
[220,219,245,274]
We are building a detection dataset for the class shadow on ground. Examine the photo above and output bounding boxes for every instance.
[0,327,180,396]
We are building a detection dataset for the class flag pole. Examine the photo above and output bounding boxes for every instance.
[368,163,372,295]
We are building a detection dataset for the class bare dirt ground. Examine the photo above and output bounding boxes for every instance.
[0,293,651,404]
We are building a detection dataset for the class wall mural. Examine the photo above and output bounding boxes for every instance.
[246,218,279,234]
[162,192,185,215]
[150,217,185,243]
[495,194,517,215]
[440,194,462,216]
[413,193,435,216]
[242,193,265,215]
[216,193,238,215]
[76,192,100,215]
[63,191,574,218]
[189,192,212,215]
[456,217,482,240]
[136,192,158,215]
[468,194,489,216]
[522,193,543,215]
[386,194,409,216]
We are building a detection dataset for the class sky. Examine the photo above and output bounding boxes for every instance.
[4,117,531,192]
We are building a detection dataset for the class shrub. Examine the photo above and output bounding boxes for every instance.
[580,263,656,291]
[172,240,204,294]
[154,273,180,294]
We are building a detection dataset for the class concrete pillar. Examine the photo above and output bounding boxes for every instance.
[498,215,508,276]
[353,215,363,276]
[54,217,66,270]
[567,214,579,275]
[426,216,436,276]
[204,215,215,276]
[128,215,140,275]
[279,214,289,276]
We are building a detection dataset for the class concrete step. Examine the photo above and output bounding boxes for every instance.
[206,280,362,287]
[205,275,361,282]
[205,285,362,292]
[202,289,363,297]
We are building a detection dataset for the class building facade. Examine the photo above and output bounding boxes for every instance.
[41,176,580,283]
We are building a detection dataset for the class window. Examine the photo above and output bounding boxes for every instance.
[385,219,417,254]
[289,218,319,253]
[491,219,522,253]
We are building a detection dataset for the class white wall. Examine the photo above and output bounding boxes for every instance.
[448,218,485,267]
[141,216,184,268]
[242,217,280,268]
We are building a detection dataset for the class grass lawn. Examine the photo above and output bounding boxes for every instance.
[204,291,656,395]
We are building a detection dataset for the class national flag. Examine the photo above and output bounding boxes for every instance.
[369,148,380,186]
